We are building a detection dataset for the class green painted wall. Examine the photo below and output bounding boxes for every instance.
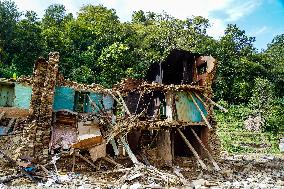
[175,92,208,122]
[53,86,75,111]
[14,84,32,109]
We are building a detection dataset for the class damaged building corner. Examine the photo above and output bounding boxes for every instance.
[0,49,227,186]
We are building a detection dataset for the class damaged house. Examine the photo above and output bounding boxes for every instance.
[0,49,225,172]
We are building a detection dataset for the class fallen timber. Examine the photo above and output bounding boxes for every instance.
[0,49,223,187]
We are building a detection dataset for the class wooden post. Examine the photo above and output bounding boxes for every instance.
[190,128,221,171]
[177,128,207,170]
[188,93,212,129]
[157,129,172,166]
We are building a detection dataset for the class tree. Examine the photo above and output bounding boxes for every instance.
[97,42,131,87]
[264,34,284,96]
[11,11,43,75]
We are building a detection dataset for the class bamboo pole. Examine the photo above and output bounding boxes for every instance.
[202,94,228,113]
[116,91,131,115]
[190,128,221,171]
[177,128,207,170]
[119,136,140,165]
[188,93,212,129]
[193,92,208,109]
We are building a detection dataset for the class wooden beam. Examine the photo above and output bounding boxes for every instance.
[190,128,221,171]
[202,94,228,113]
[177,128,207,170]
[188,93,212,129]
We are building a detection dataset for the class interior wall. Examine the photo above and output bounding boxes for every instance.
[14,83,32,109]
[0,84,15,107]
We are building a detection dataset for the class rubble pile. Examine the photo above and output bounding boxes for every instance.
[0,154,283,188]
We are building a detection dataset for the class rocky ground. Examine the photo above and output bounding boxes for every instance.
[0,154,283,189]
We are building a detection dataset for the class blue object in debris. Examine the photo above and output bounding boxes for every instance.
[24,166,36,172]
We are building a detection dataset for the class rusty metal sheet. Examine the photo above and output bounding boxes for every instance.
[175,92,207,122]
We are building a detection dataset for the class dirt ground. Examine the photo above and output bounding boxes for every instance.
[0,153,283,189]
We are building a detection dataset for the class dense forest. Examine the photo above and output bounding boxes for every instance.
[0,1,283,150]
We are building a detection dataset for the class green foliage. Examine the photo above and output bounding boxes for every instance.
[215,102,282,154]
[70,65,94,84]
[97,42,130,87]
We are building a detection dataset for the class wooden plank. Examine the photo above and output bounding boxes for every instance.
[188,93,212,129]
[177,128,207,170]
[190,128,221,171]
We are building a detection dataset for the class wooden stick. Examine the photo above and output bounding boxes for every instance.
[116,91,131,115]
[102,156,121,167]
[7,118,15,129]
[202,95,228,113]
[135,91,144,114]
[188,93,212,129]
[75,152,97,170]
[107,90,122,106]
[96,159,102,171]
[11,118,19,133]
[190,128,221,171]
[72,152,76,172]
[177,128,207,170]
[119,136,140,165]
[193,92,208,109]
[40,165,51,176]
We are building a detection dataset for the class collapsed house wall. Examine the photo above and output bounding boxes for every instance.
[0,49,221,170]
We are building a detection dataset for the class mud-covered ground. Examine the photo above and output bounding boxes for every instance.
[0,154,283,189]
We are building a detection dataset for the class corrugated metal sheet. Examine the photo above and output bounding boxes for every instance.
[14,84,32,109]
[53,87,75,111]
[175,92,207,122]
